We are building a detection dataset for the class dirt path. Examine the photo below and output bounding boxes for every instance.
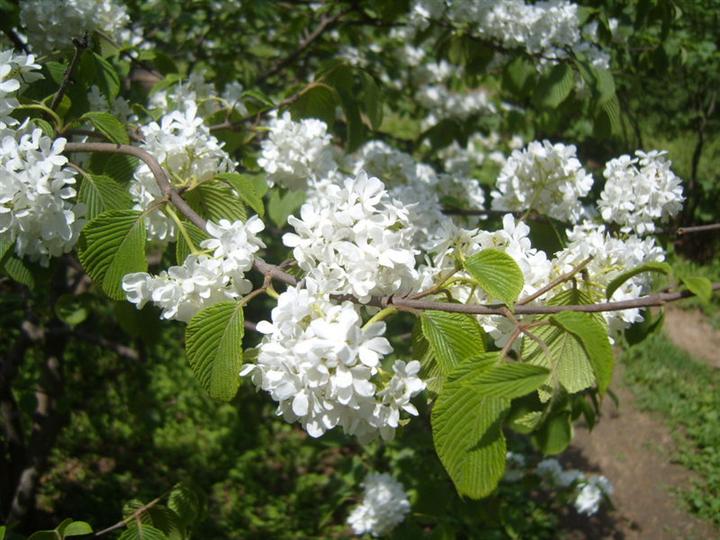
[560,309,720,539]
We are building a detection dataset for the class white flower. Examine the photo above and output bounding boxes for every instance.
[504,451,526,482]
[0,127,84,265]
[201,217,266,278]
[257,111,337,190]
[283,172,419,302]
[242,284,425,441]
[122,254,250,322]
[347,473,410,537]
[0,49,42,130]
[130,101,235,242]
[574,475,613,516]
[20,0,130,55]
[492,140,593,223]
[598,150,684,234]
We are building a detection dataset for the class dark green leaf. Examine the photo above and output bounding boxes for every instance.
[533,411,572,455]
[216,172,265,217]
[81,111,129,144]
[79,174,133,220]
[290,83,338,128]
[186,183,247,223]
[91,52,120,101]
[267,189,305,228]
[606,261,671,299]
[534,63,575,109]
[175,221,209,265]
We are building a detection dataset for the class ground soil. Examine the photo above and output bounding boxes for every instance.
[559,309,720,540]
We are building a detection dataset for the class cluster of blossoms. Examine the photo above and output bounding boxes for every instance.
[241,283,425,442]
[257,111,336,190]
[410,0,609,67]
[491,140,594,223]
[122,217,265,322]
[536,458,614,516]
[20,0,130,55]
[283,172,419,302]
[598,150,684,234]
[347,473,411,537]
[130,101,235,242]
[0,50,84,265]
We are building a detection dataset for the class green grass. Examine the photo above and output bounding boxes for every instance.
[622,333,720,524]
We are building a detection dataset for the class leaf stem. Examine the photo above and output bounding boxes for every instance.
[165,206,201,256]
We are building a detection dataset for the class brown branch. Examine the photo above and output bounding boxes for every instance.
[677,223,720,235]
[517,256,593,306]
[50,35,89,111]
[3,28,30,54]
[94,492,165,536]
[255,7,351,85]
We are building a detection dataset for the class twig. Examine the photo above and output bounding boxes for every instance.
[517,256,593,306]
[50,35,89,111]
[255,7,351,85]
[94,493,165,536]
[2,29,30,54]
[677,223,720,235]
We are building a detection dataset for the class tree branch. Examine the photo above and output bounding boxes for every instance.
[50,35,89,112]
[677,223,720,235]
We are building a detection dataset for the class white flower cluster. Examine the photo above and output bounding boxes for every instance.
[411,0,608,66]
[284,172,419,302]
[242,284,425,442]
[20,0,130,55]
[491,140,594,223]
[130,101,235,242]
[257,111,337,190]
[536,458,613,516]
[552,222,665,334]
[415,85,495,127]
[87,85,135,124]
[347,473,411,537]
[1,51,84,265]
[122,217,265,322]
[598,150,684,234]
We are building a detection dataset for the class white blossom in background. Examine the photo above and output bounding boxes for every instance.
[122,217,264,321]
[283,172,419,302]
[552,222,666,334]
[349,141,418,186]
[20,0,130,55]
[0,50,42,131]
[130,101,235,242]
[0,128,84,265]
[241,284,425,441]
[574,475,613,516]
[258,111,337,190]
[504,452,526,482]
[416,85,495,127]
[598,150,684,234]
[492,140,594,223]
[347,473,411,537]
[149,71,216,115]
[86,85,135,124]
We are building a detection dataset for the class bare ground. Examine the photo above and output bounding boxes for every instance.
[559,309,720,540]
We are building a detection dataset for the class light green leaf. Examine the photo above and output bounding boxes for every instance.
[2,251,36,289]
[92,52,120,101]
[606,261,671,299]
[550,311,614,395]
[464,363,550,399]
[63,521,94,536]
[216,172,265,217]
[185,302,244,401]
[0,525,5,540]
[533,411,572,455]
[464,248,524,305]
[681,275,713,303]
[290,82,338,129]
[118,525,168,540]
[186,182,247,224]
[79,174,133,220]
[81,111,129,144]
[78,210,147,300]
[432,355,509,498]
[420,311,485,376]
[534,63,575,109]
[267,189,306,228]
[54,293,91,327]
[175,221,209,265]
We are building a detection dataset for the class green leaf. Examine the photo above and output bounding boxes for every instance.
[175,221,209,265]
[420,311,485,376]
[550,311,614,395]
[267,189,306,228]
[27,532,57,540]
[534,63,575,109]
[290,82,338,128]
[464,363,550,399]
[185,302,245,401]
[91,52,120,101]
[54,293,91,327]
[168,482,202,528]
[118,525,168,540]
[681,276,713,303]
[79,174,133,220]
[81,111,129,144]
[0,525,5,540]
[88,153,138,183]
[63,521,94,536]
[464,248,524,305]
[533,410,572,455]
[625,309,664,346]
[216,172,265,217]
[606,261,671,299]
[78,210,147,300]
[432,354,509,498]
[358,71,383,130]
[186,183,247,223]
[2,254,35,288]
